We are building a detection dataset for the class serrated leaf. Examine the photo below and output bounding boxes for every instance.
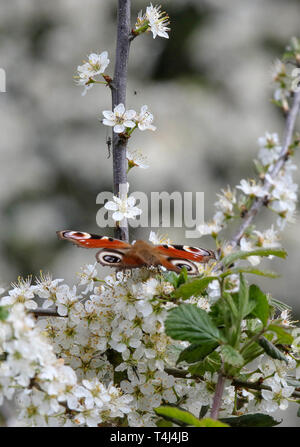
[222,248,287,267]
[173,276,219,300]
[258,336,288,363]
[220,345,244,367]
[177,341,218,364]
[188,350,221,376]
[165,304,224,344]
[220,413,281,427]
[249,285,270,326]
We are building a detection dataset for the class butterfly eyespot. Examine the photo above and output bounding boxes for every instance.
[96,250,124,266]
[103,255,122,264]
[66,231,91,239]
[168,258,199,275]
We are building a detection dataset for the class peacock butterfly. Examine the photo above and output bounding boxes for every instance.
[56,230,215,275]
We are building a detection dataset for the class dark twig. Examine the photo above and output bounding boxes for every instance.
[210,372,226,420]
[30,308,62,317]
[111,0,131,242]
[230,90,300,247]
[165,368,300,399]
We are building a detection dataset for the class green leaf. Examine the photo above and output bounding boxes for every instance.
[155,407,229,427]
[165,304,224,344]
[267,324,293,345]
[164,272,180,288]
[154,406,206,427]
[220,413,281,427]
[156,418,173,427]
[199,405,209,419]
[222,248,287,267]
[249,285,270,326]
[164,268,188,289]
[220,345,244,367]
[237,274,249,319]
[188,350,221,376]
[246,318,263,335]
[195,418,229,427]
[222,267,279,278]
[0,306,9,321]
[258,336,288,363]
[177,341,218,364]
[173,276,219,300]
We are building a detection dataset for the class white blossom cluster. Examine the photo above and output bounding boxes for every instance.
[197,129,298,264]
[75,4,169,95]
[102,104,156,134]
[0,281,134,427]
[0,264,298,426]
[135,4,170,39]
[75,51,110,96]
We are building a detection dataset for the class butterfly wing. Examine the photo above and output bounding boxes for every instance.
[56,230,131,250]
[154,244,215,263]
[152,244,215,275]
[96,249,148,269]
[57,232,215,275]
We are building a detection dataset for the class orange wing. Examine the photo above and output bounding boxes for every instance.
[56,230,132,250]
[154,244,215,263]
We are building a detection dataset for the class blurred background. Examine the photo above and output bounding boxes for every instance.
[0,0,300,425]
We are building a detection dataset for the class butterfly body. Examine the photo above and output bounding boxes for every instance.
[57,230,215,275]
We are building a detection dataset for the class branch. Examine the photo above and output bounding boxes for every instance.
[210,372,226,420]
[232,379,300,399]
[165,368,300,399]
[230,90,300,247]
[30,308,62,317]
[111,0,131,242]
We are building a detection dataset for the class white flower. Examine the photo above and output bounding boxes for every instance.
[261,378,294,412]
[34,273,64,309]
[126,149,149,169]
[76,51,110,96]
[197,211,224,236]
[1,277,37,310]
[258,132,282,167]
[253,225,281,249]
[258,132,280,148]
[149,231,172,245]
[77,263,98,294]
[102,103,136,134]
[279,310,297,328]
[135,105,156,131]
[236,179,266,198]
[207,280,221,301]
[146,4,170,39]
[56,285,80,316]
[240,237,260,266]
[215,186,236,216]
[105,195,142,222]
